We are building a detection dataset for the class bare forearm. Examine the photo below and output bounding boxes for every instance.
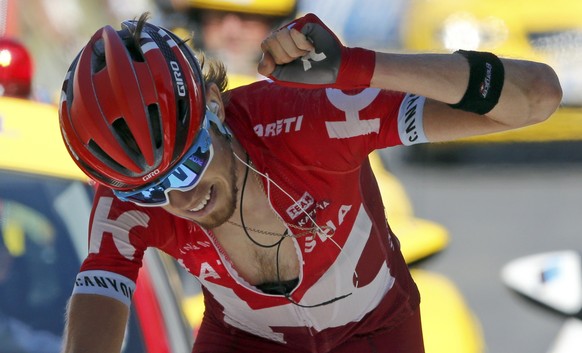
[371,53,469,104]
[371,52,562,128]
[61,295,129,353]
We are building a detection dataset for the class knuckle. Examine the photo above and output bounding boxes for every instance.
[274,57,287,65]
[289,47,308,58]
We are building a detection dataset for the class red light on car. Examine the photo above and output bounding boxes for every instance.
[0,37,33,98]
[0,49,13,67]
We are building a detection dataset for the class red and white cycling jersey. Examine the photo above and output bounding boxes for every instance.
[75,81,425,352]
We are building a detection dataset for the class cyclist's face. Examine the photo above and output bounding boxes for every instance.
[161,98,240,229]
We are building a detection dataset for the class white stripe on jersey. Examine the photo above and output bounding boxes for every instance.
[397,93,427,145]
[72,270,136,307]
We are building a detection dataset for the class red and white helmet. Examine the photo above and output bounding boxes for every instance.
[59,18,206,190]
[0,37,33,98]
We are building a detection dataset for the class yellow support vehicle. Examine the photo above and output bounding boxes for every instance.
[402,0,582,143]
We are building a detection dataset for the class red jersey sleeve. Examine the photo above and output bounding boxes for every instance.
[80,184,173,281]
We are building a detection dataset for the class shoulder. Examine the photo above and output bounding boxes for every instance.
[228,81,406,117]
[227,80,329,113]
[90,185,188,250]
[225,80,329,141]
[225,84,408,168]
[80,185,205,280]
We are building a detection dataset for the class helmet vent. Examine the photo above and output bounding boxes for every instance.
[147,104,163,149]
[116,27,145,63]
[111,117,145,166]
[91,39,107,74]
[172,97,189,161]
[87,139,136,177]
[124,38,145,63]
[177,98,188,126]
[78,158,125,188]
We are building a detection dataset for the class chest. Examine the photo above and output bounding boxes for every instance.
[211,226,300,286]
[170,165,367,290]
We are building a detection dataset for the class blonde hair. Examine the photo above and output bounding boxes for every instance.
[199,51,231,104]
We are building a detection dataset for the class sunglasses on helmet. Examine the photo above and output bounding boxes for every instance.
[113,109,229,207]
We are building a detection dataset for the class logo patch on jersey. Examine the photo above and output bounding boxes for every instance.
[301,50,327,71]
[89,197,150,261]
[324,88,381,139]
[397,93,427,146]
[73,270,136,307]
[253,115,304,137]
[286,192,315,220]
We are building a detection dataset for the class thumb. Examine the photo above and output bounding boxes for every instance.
[258,52,276,77]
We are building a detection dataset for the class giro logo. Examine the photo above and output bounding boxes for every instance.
[143,169,160,182]
[170,61,186,97]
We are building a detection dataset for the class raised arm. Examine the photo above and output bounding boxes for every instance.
[370,52,562,142]
[61,294,129,353]
[258,13,562,143]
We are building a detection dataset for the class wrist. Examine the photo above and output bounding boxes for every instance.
[336,47,376,89]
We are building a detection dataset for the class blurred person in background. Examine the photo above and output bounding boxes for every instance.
[297,0,409,51]
[58,12,561,353]
[157,0,296,85]
[156,0,406,83]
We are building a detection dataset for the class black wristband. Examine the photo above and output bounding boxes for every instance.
[449,50,505,115]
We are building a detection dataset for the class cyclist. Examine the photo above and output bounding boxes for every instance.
[58,12,561,353]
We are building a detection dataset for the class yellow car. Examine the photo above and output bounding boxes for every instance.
[402,0,582,143]
[0,96,195,352]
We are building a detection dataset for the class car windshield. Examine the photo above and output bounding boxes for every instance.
[0,170,145,353]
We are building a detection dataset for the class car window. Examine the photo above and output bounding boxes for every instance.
[0,170,145,353]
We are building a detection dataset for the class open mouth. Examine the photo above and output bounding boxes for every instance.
[189,187,213,212]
